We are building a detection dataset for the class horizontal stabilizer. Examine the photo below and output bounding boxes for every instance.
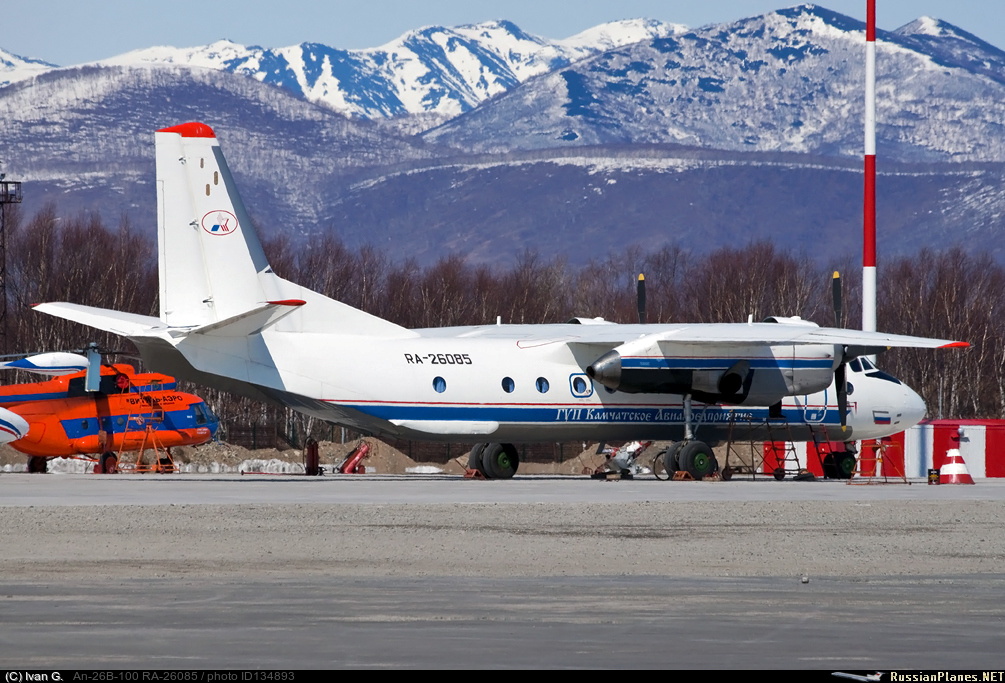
[191,300,306,337]
[32,303,165,338]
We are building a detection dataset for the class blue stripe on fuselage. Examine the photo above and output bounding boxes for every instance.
[620,357,834,370]
[342,402,840,426]
[59,408,206,439]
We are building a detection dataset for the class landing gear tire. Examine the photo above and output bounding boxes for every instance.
[99,452,118,474]
[834,452,856,479]
[27,456,48,474]
[676,441,718,480]
[467,444,488,477]
[773,467,786,481]
[655,441,684,480]
[721,466,733,481]
[822,452,856,479]
[158,457,175,473]
[480,443,519,479]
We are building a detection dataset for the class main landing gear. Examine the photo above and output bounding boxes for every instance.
[467,443,520,479]
[656,440,720,480]
[654,393,719,481]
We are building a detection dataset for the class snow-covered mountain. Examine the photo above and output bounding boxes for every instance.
[0,47,57,87]
[3,5,1005,267]
[4,19,682,123]
[424,5,1005,162]
[0,64,437,236]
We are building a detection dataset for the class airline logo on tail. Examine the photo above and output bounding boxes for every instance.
[201,210,238,235]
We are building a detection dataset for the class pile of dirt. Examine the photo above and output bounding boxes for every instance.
[0,438,684,476]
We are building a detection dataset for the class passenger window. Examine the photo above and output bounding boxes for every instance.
[502,377,515,393]
[432,376,446,393]
[570,374,593,397]
[535,377,549,393]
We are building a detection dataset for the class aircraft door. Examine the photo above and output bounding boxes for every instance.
[800,390,828,424]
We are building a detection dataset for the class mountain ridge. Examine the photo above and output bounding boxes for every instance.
[3,4,1004,268]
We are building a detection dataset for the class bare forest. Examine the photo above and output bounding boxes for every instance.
[5,205,1002,448]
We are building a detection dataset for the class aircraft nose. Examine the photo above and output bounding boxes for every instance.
[900,384,928,429]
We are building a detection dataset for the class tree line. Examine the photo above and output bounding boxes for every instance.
[4,204,1001,442]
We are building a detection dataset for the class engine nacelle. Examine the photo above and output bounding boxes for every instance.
[586,339,838,406]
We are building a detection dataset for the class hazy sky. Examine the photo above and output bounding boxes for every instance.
[4,1,1003,66]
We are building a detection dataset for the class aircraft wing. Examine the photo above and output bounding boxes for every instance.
[560,322,967,352]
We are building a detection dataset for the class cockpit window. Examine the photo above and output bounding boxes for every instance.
[866,368,903,385]
[849,359,862,373]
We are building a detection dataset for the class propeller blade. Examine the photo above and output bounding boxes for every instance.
[0,352,89,376]
[637,273,647,325]
[835,360,848,430]
[832,271,843,328]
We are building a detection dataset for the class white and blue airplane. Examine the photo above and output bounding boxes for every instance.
[35,123,968,479]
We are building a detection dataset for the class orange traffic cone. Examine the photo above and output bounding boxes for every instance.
[939,449,975,485]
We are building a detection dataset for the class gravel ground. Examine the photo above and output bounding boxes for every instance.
[2,499,1002,581]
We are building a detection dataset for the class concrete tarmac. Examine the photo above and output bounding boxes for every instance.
[1,473,1003,669]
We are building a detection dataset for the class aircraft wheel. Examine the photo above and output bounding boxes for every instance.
[822,453,837,479]
[834,452,856,479]
[676,441,718,480]
[721,466,733,481]
[158,457,175,473]
[655,441,683,480]
[100,452,118,474]
[480,443,519,479]
[773,467,786,481]
[27,456,48,474]
[467,444,488,476]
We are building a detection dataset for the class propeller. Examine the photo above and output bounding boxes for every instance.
[637,273,647,324]
[835,359,849,431]
[832,271,843,328]
[831,271,849,429]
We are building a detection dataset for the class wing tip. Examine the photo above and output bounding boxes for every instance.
[156,122,217,138]
[940,341,970,348]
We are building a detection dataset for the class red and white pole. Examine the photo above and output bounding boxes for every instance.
[863,0,877,333]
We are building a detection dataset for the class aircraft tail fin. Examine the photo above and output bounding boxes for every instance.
[155,123,409,337]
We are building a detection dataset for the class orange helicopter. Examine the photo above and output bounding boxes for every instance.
[0,351,219,473]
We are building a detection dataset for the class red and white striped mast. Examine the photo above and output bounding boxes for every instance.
[863,0,877,333]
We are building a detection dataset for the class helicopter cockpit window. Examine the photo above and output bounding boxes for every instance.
[67,374,132,397]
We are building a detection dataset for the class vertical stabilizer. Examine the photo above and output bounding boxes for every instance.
[154,122,412,338]
[156,122,272,327]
